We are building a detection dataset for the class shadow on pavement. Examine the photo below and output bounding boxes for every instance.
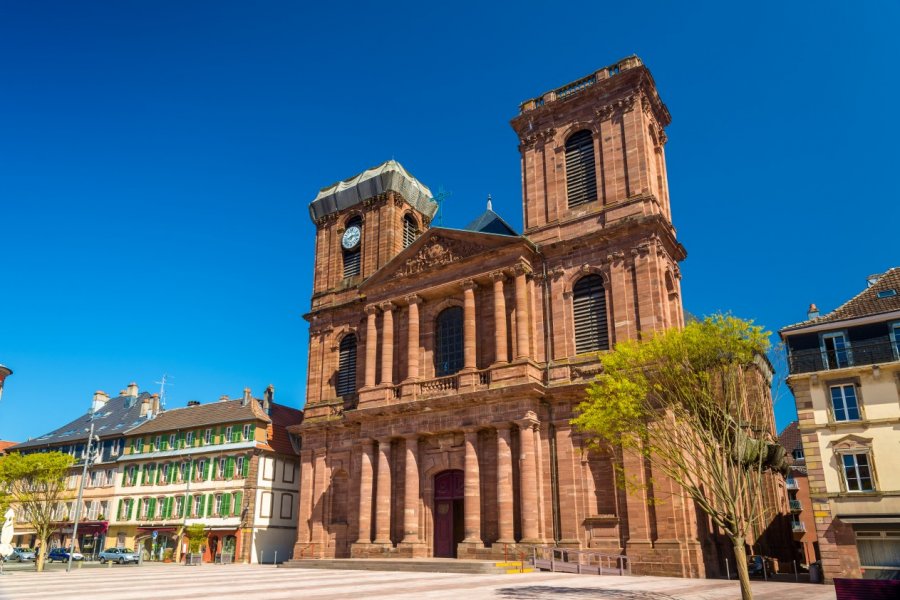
[495,586,676,600]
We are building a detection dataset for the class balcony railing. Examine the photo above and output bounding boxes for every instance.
[787,338,899,374]
[786,478,799,490]
[792,521,806,533]
[417,374,459,396]
[789,499,802,512]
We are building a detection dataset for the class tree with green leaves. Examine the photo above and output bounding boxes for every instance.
[572,315,789,600]
[0,451,75,572]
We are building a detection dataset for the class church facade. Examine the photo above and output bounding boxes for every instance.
[291,56,728,577]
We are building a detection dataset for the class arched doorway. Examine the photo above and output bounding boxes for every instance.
[433,470,464,558]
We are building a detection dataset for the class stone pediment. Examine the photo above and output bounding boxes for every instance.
[362,228,523,289]
[830,434,873,452]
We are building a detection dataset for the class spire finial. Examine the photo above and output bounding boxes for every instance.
[486,194,492,212]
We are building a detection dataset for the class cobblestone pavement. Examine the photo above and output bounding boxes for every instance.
[0,564,837,600]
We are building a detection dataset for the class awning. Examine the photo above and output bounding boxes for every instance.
[837,514,900,524]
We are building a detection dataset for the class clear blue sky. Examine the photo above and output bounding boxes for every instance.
[1,1,897,441]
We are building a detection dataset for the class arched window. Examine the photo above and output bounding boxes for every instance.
[573,274,609,353]
[336,334,357,397]
[342,216,362,278]
[565,130,598,208]
[434,306,464,376]
[403,214,418,249]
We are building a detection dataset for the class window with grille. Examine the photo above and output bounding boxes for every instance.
[573,275,609,353]
[403,214,418,249]
[565,130,598,208]
[336,334,357,397]
[343,217,362,277]
[435,306,464,376]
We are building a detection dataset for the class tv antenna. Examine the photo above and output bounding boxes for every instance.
[433,185,452,226]
[155,374,173,409]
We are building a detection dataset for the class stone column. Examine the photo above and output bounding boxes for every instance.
[364,305,378,388]
[514,263,530,360]
[374,438,393,545]
[401,435,421,544]
[462,280,477,371]
[405,295,422,381]
[356,440,375,544]
[463,429,482,544]
[296,450,315,544]
[491,271,508,364]
[380,302,395,385]
[517,416,540,542]
[496,425,515,543]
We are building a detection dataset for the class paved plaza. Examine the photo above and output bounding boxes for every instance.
[0,564,836,600]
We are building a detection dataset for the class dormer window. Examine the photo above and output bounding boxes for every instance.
[792,448,804,460]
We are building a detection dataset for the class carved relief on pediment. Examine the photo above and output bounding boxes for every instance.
[397,234,484,278]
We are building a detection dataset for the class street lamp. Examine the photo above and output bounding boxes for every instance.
[0,364,12,403]
[67,412,99,573]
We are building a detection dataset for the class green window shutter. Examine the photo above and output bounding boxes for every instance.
[177,432,184,449]
[233,491,242,516]
[148,498,156,519]
[169,464,176,484]
[128,498,135,521]
[188,460,194,481]
[233,427,240,443]
[242,454,250,478]
[167,497,173,518]
[226,457,235,479]
[116,499,123,521]
[248,424,256,442]
[121,470,128,487]
[221,493,230,516]
[206,460,213,481]
[205,495,213,517]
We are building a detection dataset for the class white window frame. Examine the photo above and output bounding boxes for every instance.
[820,331,852,369]
[174,496,184,517]
[153,435,162,451]
[242,424,251,440]
[110,438,120,456]
[214,494,223,516]
[168,433,176,448]
[204,429,212,444]
[195,460,206,481]
[842,452,875,492]
[260,492,273,518]
[236,456,244,479]
[218,457,227,479]
[193,495,203,516]
[830,384,861,422]
[890,322,900,360]
[186,431,194,446]
[225,426,233,441]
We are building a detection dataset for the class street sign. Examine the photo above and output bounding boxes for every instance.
[152,530,158,540]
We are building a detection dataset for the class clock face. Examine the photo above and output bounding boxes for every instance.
[342,225,361,250]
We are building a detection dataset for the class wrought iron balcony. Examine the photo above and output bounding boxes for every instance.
[787,338,899,374]
[792,521,806,533]
[786,477,799,490]
[789,499,803,512]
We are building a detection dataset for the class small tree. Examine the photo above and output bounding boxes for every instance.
[0,451,75,572]
[184,523,206,563]
[572,315,788,600]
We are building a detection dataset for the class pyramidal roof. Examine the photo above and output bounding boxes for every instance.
[464,196,518,236]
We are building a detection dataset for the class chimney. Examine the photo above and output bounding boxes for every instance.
[126,382,139,398]
[807,303,820,320]
[219,395,230,403]
[140,395,151,417]
[263,384,274,415]
[241,387,252,407]
[91,391,110,414]
[150,393,160,417]
[187,400,201,407]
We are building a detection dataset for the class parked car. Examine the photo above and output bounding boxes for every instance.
[98,548,139,564]
[46,548,84,562]
[8,547,36,562]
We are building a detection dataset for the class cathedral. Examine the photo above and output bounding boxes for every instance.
[290,56,724,577]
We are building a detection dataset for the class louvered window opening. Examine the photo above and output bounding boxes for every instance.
[565,130,598,208]
[403,215,418,249]
[336,335,357,397]
[573,275,610,353]
[343,249,361,277]
[434,306,464,377]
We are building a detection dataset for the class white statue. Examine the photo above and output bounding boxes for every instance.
[0,507,15,560]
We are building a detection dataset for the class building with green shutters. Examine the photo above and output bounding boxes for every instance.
[110,386,302,563]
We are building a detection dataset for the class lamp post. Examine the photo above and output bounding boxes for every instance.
[67,415,99,573]
[0,364,12,403]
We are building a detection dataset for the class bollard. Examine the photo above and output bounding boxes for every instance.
[725,558,730,580]
[794,560,798,582]
[274,551,278,565]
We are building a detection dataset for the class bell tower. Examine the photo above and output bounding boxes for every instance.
[308,160,438,306]
[510,56,673,247]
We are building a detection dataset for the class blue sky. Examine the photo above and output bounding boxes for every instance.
[1,1,897,441]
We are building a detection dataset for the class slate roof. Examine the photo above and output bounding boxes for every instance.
[11,392,154,451]
[128,398,271,436]
[465,204,518,236]
[781,267,900,333]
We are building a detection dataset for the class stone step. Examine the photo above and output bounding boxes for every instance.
[282,558,513,575]
[505,568,535,574]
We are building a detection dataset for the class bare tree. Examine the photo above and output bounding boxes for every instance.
[572,315,789,600]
